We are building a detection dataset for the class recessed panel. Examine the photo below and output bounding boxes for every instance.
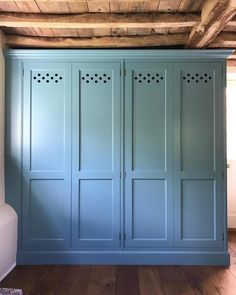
[181,180,215,240]
[79,180,113,239]
[181,70,214,171]
[30,70,65,171]
[132,70,166,171]
[29,180,65,240]
[132,179,166,239]
[80,71,113,171]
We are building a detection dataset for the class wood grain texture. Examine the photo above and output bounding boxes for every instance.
[116,266,140,295]
[86,266,116,295]
[0,12,200,28]
[4,33,189,47]
[181,266,219,295]
[0,233,236,295]
[158,266,195,295]
[209,32,236,47]
[187,0,236,48]
[138,267,165,295]
[0,0,234,48]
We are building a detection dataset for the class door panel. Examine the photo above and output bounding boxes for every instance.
[174,63,224,248]
[22,63,71,249]
[79,180,113,239]
[124,62,173,248]
[72,63,121,248]
[132,179,167,240]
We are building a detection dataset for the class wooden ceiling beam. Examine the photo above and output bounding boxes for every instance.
[0,12,199,29]
[187,0,236,48]
[0,0,141,1]
[4,34,188,48]
[209,32,236,48]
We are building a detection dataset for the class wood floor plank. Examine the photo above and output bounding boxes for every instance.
[138,266,165,295]
[29,265,67,295]
[55,265,91,295]
[0,265,45,295]
[181,266,219,295]
[116,266,140,295]
[206,265,236,295]
[86,266,116,295]
[1,233,236,295]
[158,266,195,295]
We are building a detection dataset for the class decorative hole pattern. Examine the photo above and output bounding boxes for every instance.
[182,72,212,84]
[81,73,111,84]
[33,72,63,84]
[134,72,165,84]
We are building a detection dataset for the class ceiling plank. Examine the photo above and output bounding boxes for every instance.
[110,1,159,13]
[4,33,188,48]
[209,32,236,47]
[187,0,236,48]
[0,12,199,29]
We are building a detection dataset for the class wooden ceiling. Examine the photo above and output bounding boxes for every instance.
[0,0,235,51]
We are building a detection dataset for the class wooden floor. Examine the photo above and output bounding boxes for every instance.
[1,232,236,295]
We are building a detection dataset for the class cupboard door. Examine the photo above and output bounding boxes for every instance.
[124,62,173,248]
[22,63,71,249]
[174,63,224,248]
[72,63,121,248]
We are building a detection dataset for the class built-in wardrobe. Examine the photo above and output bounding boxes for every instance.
[5,50,230,265]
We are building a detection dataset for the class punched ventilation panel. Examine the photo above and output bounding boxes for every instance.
[33,72,63,84]
[81,72,111,84]
[182,71,212,84]
[134,72,165,84]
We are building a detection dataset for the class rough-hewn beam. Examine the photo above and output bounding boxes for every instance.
[4,34,188,48]
[0,0,140,2]
[209,32,236,48]
[187,0,236,48]
[0,12,199,29]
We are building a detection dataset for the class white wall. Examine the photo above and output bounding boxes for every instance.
[227,70,236,228]
[0,30,4,205]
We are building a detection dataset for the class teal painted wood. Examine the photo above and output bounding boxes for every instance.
[173,63,224,248]
[4,50,230,265]
[16,251,229,265]
[4,49,232,60]
[124,62,174,248]
[4,58,23,248]
[71,62,121,248]
[22,62,72,249]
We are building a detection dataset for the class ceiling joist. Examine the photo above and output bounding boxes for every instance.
[4,33,188,48]
[187,0,236,48]
[210,32,236,48]
[0,12,199,29]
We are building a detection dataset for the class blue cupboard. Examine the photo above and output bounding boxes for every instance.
[4,50,230,265]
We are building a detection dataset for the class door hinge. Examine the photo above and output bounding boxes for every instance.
[222,233,224,241]
[22,68,24,76]
[124,68,126,76]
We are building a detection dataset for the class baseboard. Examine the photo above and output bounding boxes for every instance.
[0,263,16,282]
[17,251,230,266]
[228,228,236,232]
[228,214,236,229]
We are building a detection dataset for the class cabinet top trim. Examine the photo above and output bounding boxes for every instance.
[4,49,232,60]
